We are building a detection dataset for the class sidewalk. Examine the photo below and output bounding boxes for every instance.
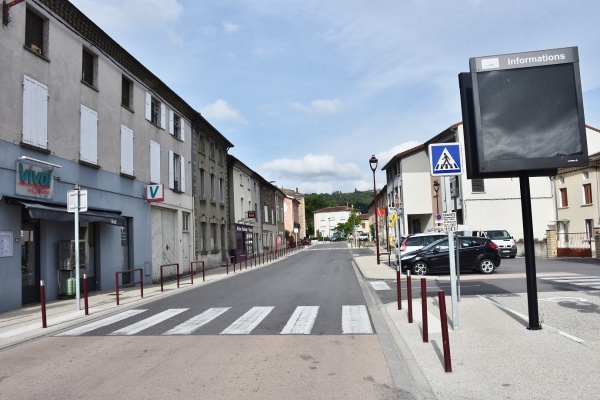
[353,247,600,400]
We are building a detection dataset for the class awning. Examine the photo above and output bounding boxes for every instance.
[6,197,126,227]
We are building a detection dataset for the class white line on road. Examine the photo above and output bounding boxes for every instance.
[56,309,147,336]
[370,281,391,291]
[342,305,373,334]
[109,309,188,336]
[221,307,274,335]
[281,306,319,334]
[163,308,230,335]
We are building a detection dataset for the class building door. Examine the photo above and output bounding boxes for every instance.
[21,222,40,305]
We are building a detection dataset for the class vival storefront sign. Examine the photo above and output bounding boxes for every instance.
[146,184,164,202]
[16,161,54,199]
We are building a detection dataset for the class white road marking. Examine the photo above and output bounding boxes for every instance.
[57,309,147,336]
[342,305,373,334]
[370,281,391,291]
[281,306,319,334]
[163,308,230,335]
[109,309,188,336]
[221,307,274,335]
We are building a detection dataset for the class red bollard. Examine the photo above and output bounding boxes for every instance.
[40,280,47,328]
[421,278,428,343]
[407,272,413,323]
[84,273,89,316]
[438,291,452,372]
[396,270,402,310]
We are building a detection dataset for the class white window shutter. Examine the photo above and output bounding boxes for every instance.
[160,103,166,129]
[22,75,48,148]
[150,141,161,183]
[120,125,134,175]
[169,109,174,135]
[168,150,174,189]
[180,119,185,142]
[264,206,268,223]
[145,92,151,121]
[80,105,98,164]
[180,156,185,193]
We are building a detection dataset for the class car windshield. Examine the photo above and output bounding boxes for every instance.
[486,230,511,240]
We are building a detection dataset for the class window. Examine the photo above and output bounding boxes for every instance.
[219,178,224,203]
[168,150,184,192]
[583,183,592,205]
[264,206,269,223]
[145,92,166,129]
[209,141,215,159]
[583,172,589,180]
[471,179,485,193]
[22,75,48,149]
[210,173,216,201]
[199,168,206,198]
[121,76,132,109]
[120,125,134,175]
[559,176,565,184]
[25,8,46,56]
[150,141,160,183]
[81,48,96,87]
[182,213,189,232]
[559,188,568,208]
[199,135,206,153]
[210,224,217,251]
[80,105,98,164]
[169,110,185,141]
[241,197,244,215]
[200,222,207,252]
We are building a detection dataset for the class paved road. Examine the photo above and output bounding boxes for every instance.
[0,243,413,400]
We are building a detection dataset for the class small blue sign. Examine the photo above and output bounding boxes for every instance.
[429,143,463,176]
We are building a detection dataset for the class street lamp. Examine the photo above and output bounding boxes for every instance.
[433,180,440,220]
[369,155,380,265]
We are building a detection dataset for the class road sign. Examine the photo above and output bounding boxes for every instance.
[67,189,88,212]
[442,212,457,232]
[429,143,463,176]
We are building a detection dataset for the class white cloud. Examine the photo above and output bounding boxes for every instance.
[201,100,247,124]
[223,21,241,34]
[376,141,423,167]
[290,99,342,115]
[262,154,359,178]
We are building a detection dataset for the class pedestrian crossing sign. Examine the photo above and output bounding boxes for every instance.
[429,143,463,176]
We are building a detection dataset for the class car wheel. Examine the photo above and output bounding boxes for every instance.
[412,262,428,275]
[479,259,496,274]
[509,255,516,259]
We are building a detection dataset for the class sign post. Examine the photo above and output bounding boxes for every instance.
[67,186,87,311]
[429,144,463,329]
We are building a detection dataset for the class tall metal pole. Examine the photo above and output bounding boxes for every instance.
[370,155,380,265]
[520,171,541,330]
[74,186,81,311]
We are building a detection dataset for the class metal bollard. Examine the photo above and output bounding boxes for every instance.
[396,270,402,310]
[421,278,428,342]
[407,271,413,323]
[84,273,89,316]
[40,280,47,328]
[438,290,452,372]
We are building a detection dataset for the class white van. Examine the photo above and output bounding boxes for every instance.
[475,230,517,258]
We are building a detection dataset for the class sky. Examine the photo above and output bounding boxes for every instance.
[70,0,600,194]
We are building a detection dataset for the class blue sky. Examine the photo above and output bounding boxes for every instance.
[70,0,600,194]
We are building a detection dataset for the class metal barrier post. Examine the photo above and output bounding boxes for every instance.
[407,271,413,323]
[84,273,89,316]
[176,263,180,288]
[421,278,428,343]
[438,290,452,372]
[40,280,47,328]
[397,270,402,310]
[190,261,194,285]
[115,272,120,305]
[160,265,164,292]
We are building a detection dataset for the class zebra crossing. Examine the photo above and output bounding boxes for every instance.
[541,275,600,290]
[56,305,373,337]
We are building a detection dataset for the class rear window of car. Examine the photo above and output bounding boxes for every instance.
[460,238,487,247]
[405,237,423,246]
[422,235,445,246]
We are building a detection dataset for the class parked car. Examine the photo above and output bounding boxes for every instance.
[400,232,447,254]
[330,233,343,242]
[400,236,501,275]
[394,236,408,266]
[358,232,370,241]
[476,230,517,258]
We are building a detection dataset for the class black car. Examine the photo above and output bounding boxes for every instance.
[330,233,343,242]
[400,236,501,275]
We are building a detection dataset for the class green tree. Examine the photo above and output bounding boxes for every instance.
[334,209,361,237]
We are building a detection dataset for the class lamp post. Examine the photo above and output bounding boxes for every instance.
[369,155,380,265]
[433,180,440,220]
